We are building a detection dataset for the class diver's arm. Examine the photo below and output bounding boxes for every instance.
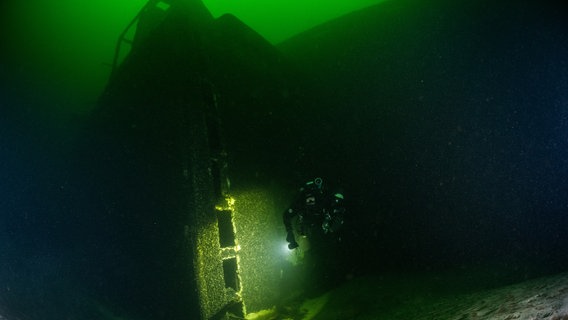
[283,192,305,249]
[283,207,295,233]
[283,208,299,249]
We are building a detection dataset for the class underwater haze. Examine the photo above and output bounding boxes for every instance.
[2,0,568,319]
[0,0,384,114]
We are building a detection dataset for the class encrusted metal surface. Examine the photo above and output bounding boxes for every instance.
[192,184,284,318]
[194,218,231,319]
[232,188,283,315]
[185,106,233,319]
[193,192,241,319]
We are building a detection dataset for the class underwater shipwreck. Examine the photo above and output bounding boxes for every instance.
[2,0,568,319]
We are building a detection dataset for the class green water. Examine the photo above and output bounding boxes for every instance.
[1,0,384,114]
[2,0,567,319]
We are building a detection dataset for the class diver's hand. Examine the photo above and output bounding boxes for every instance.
[286,231,299,249]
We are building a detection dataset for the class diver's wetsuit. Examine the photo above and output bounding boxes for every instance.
[283,178,345,249]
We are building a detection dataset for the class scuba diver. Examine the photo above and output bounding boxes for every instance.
[283,177,345,250]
